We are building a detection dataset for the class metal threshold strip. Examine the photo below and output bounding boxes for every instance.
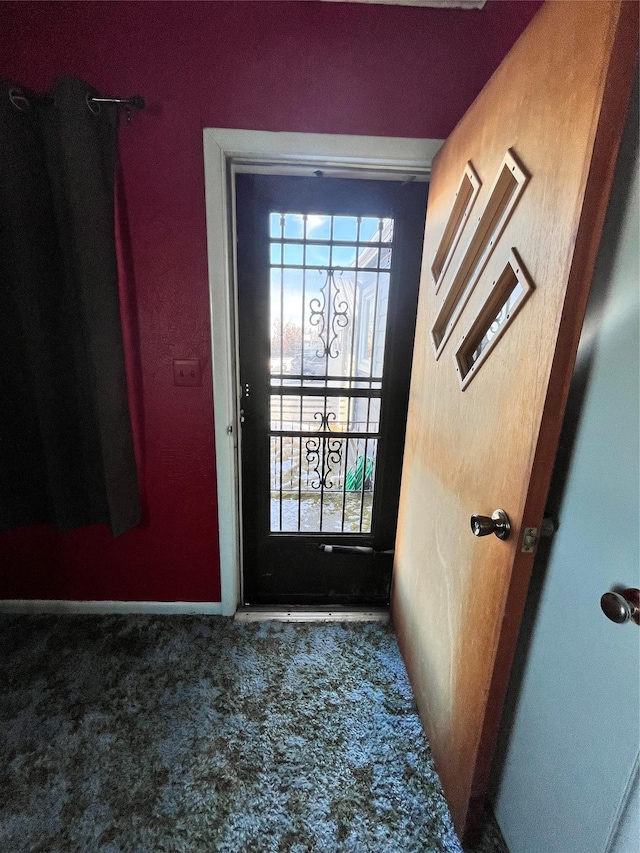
[234,606,390,623]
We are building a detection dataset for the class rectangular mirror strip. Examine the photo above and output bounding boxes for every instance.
[431,149,529,358]
[454,249,534,390]
[431,161,481,293]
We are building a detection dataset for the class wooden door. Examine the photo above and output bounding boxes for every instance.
[391,0,638,843]
[236,175,428,605]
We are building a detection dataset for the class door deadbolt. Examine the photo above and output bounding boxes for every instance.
[470,509,511,540]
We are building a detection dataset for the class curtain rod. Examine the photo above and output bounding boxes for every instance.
[85,94,145,123]
[8,88,145,123]
[88,95,145,110]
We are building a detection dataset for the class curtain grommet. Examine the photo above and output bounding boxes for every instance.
[86,92,101,115]
[9,89,30,112]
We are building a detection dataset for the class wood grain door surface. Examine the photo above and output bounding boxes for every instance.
[391,0,638,843]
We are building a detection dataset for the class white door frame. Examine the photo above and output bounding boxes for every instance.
[202,128,443,615]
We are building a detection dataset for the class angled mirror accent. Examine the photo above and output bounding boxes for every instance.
[454,248,534,389]
[431,148,530,358]
[431,161,481,293]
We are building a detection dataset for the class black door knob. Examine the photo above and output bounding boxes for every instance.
[470,509,511,540]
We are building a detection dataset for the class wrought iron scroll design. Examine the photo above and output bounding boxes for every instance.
[309,269,350,359]
[314,411,336,432]
[305,434,344,490]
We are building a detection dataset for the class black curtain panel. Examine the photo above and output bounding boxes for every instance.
[0,77,140,537]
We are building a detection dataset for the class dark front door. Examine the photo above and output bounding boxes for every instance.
[236,174,428,605]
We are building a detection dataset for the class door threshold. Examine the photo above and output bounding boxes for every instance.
[234,606,390,623]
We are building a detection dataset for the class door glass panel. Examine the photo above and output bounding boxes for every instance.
[283,213,304,239]
[430,162,481,290]
[270,435,378,534]
[283,243,304,265]
[467,281,523,366]
[270,395,380,433]
[305,244,330,267]
[455,250,534,389]
[269,212,394,533]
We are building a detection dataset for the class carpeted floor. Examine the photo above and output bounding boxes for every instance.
[0,616,508,852]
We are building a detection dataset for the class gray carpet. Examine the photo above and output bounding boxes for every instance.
[0,615,508,852]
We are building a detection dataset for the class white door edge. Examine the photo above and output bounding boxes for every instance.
[202,128,443,616]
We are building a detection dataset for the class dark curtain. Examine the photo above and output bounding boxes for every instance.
[0,77,140,537]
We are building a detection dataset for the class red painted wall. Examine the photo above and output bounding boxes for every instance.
[0,0,542,601]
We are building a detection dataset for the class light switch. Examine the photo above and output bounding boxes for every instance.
[173,358,202,387]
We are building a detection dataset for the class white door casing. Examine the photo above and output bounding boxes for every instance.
[202,130,443,614]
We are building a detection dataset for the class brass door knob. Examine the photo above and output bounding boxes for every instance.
[600,589,640,625]
[470,509,511,541]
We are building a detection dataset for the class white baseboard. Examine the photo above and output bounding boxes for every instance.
[0,600,224,615]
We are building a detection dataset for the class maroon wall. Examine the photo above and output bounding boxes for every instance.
[0,0,542,601]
